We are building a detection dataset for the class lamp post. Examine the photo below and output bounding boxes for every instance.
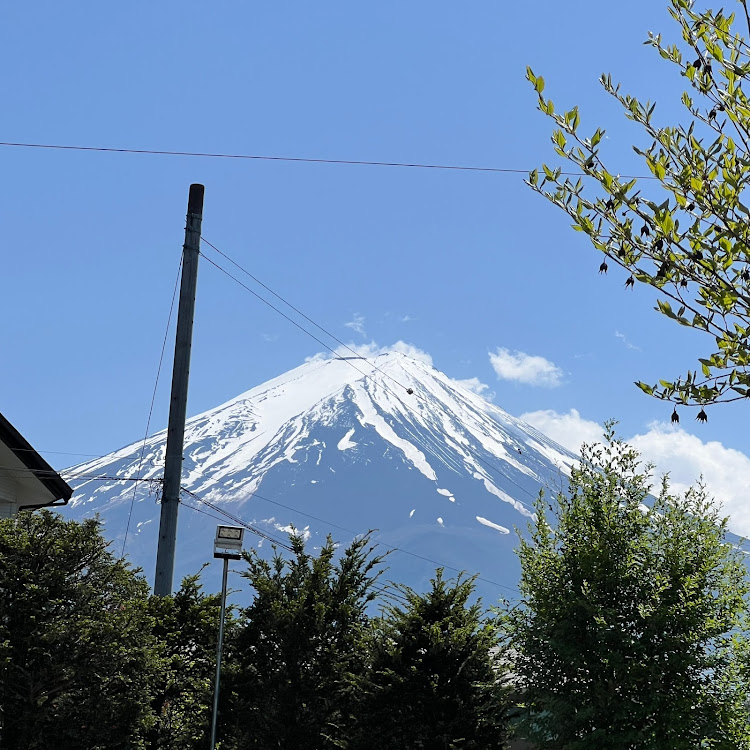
[210,525,244,750]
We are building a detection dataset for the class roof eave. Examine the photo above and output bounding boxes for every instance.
[0,412,73,506]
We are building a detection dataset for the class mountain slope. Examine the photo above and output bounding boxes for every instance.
[62,351,578,600]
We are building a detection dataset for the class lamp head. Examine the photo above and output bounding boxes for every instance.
[214,525,244,559]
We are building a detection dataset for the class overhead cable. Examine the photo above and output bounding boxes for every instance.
[200,246,545,509]
[121,253,183,556]
[0,140,655,180]
[180,486,521,599]
[179,494,412,606]
[200,237,415,395]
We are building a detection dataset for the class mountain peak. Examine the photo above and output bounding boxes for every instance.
[63,349,577,597]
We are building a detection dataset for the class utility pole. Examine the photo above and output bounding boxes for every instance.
[154,183,204,596]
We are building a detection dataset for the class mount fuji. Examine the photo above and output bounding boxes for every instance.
[61,350,579,601]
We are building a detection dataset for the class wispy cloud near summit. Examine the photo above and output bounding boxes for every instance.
[344,313,366,336]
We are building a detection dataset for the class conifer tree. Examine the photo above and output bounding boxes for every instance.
[147,573,227,750]
[358,570,512,750]
[226,532,384,750]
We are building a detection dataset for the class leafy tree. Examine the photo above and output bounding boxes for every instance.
[528,0,750,417]
[357,570,511,750]
[226,532,384,750]
[502,427,750,749]
[147,572,226,750]
[0,510,159,750]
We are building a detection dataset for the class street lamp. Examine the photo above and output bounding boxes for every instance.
[210,525,244,750]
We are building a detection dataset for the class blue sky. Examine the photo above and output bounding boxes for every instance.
[4,1,750,532]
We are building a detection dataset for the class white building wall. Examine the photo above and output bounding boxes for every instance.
[0,440,58,515]
[0,471,19,518]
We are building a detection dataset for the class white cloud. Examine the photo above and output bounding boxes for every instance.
[274,523,311,542]
[344,313,366,336]
[400,314,415,322]
[614,330,640,351]
[388,341,433,364]
[453,376,493,399]
[309,340,434,366]
[489,347,563,387]
[519,408,750,537]
[630,423,750,535]
[520,408,603,453]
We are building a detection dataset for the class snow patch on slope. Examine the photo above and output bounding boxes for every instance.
[351,384,437,481]
[337,429,357,451]
[476,516,510,534]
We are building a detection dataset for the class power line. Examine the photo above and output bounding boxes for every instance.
[64,474,162,483]
[200,237,414,395]
[8,447,107,458]
[180,485,521,598]
[180,487,298,549]
[0,465,163,482]
[178,493,412,606]
[253,492,521,597]
[0,140,655,180]
[122,254,183,557]
[199,246,541,510]
[198,253,415,399]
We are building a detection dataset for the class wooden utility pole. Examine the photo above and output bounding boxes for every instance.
[154,183,204,596]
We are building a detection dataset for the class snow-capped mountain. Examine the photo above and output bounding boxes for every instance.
[62,351,579,601]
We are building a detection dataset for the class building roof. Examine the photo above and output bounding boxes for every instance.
[0,412,73,509]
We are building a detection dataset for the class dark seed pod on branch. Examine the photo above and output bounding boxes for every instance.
[686,202,696,211]
[741,269,750,282]
[640,224,651,236]
[625,275,635,288]
[696,408,708,423]
[671,408,680,424]
[654,238,664,251]
[692,249,703,260]
[599,261,608,274]
[693,58,702,69]
[680,279,688,288]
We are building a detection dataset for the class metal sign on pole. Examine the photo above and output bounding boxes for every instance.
[154,184,204,597]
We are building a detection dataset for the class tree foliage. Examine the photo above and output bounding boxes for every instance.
[226,532,385,750]
[357,570,511,750]
[147,573,226,750]
[503,427,750,748]
[528,0,750,415]
[0,512,524,750]
[0,511,159,750]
